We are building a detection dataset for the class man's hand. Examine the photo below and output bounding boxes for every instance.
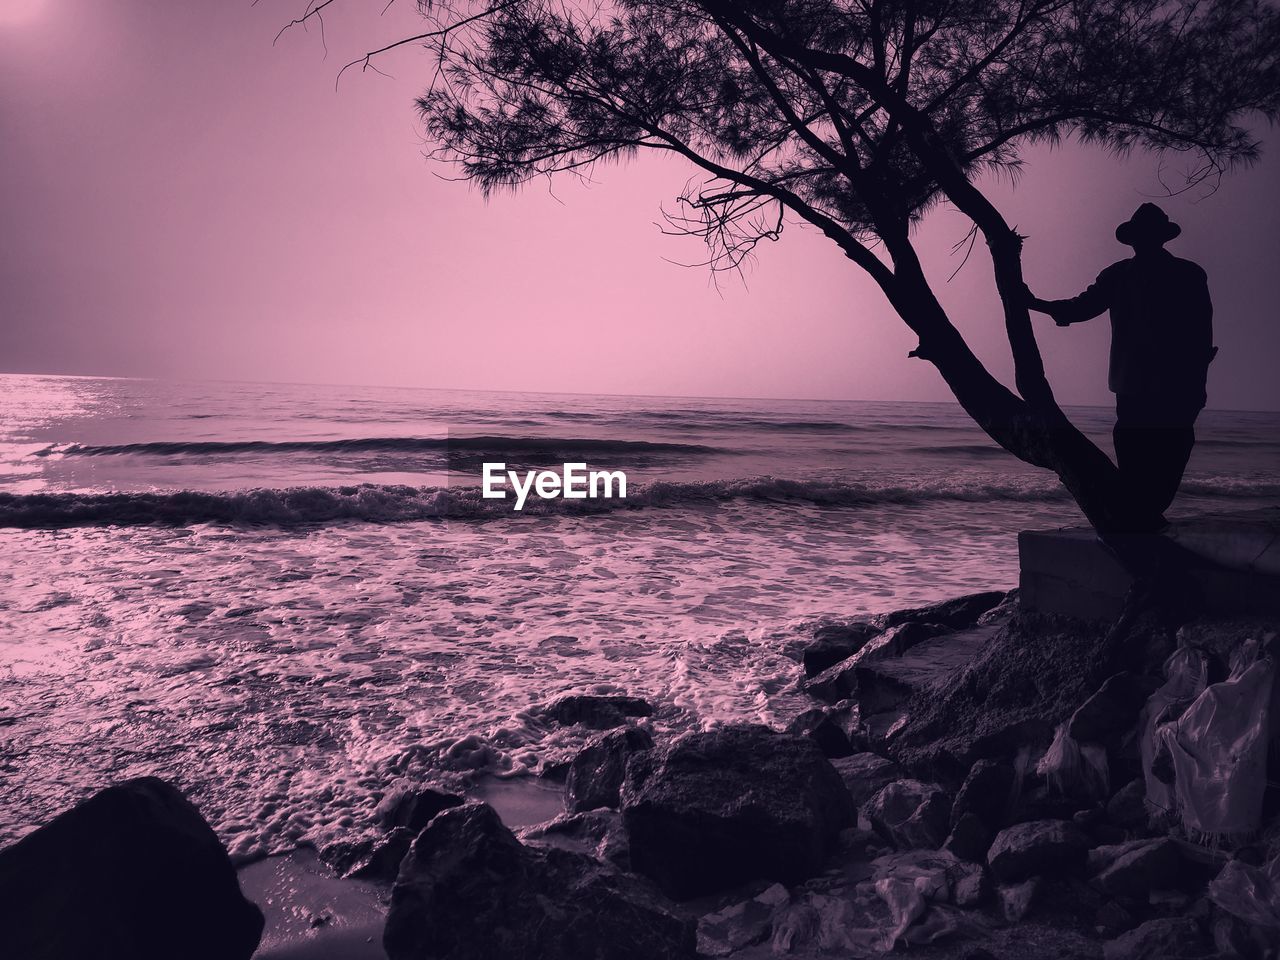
[1022,283,1071,326]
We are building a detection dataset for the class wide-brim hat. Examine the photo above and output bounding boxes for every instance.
[1116,203,1181,245]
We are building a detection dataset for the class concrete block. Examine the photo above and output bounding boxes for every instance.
[1020,509,1280,622]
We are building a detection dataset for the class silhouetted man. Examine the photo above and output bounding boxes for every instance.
[1026,203,1216,532]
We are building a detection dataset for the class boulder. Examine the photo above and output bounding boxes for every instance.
[565,726,654,813]
[543,694,654,729]
[1106,778,1149,831]
[951,759,1016,831]
[798,624,952,706]
[987,820,1089,883]
[1102,917,1211,960]
[1067,672,1144,742]
[383,803,694,960]
[949,861,991,907]
[829,752,902,809]
[1095,899,1137,935]
[854,626,1004,728]
[1009,782,1086,824]
[801,621,881,676]
[785,705,862,758]
[943,813,993,864]
[518,809,630,868]
[322,827,418,881]
[997,878,1040,922]
[696,883,790,957]
[0,777,264,960]
[967,718,1057,766]
[375,782,465,833]
[1148,888,1193,916]
[354,828,416,881]
[862,779,951,850]
[852,620,951,666]
[801,660,863,705]
[849,669,917,720]
[620,725,854,900]
[1089,838,1181,900]
[977,590,1020,625]
[876,591,1007,631]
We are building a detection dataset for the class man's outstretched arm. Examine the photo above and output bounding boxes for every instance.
[1022,271,1114,327]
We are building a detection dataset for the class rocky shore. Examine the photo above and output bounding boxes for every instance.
[5,589,1279,959]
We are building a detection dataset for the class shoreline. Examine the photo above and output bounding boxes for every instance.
[8,564,1280,958]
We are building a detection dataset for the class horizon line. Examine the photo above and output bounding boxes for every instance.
[2,368,1277,415]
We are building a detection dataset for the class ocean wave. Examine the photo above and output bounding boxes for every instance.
[622,413,864,432]
[0,477,1056,528]
[2,474,1274,529]
[31,435,720,459]
[1181,477,1280,498]
[914,443,1006,457]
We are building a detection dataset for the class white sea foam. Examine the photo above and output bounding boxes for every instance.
[1,374,1276,861]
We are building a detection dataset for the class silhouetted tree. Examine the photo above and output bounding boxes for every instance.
[285,0,1279,539]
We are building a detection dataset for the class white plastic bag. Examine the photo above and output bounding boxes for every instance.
[1140,646,1209,817]
[1209,856,1280,930]
[1038,724,1110,800]
[1158,656,1274,843]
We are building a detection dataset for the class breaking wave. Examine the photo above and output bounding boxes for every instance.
[0,477,1050,528]
[2,475,1273,529]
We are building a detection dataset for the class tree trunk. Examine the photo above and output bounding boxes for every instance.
[883,260,1142,540]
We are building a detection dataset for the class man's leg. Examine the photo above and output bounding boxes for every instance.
[1113,393,1201,527]
[1113,394,1165,531]
[1148,397,1202,517]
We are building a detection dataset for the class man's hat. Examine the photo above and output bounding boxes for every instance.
[1116,203,1181,245]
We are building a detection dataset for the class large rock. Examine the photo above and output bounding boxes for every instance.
[876,591,1007,631]
[987,820,1089,883]
[1067,672,1144,742]
[566,726,654,813]
[620,725,855,900]
[785,704,863,758]
[998,878,1040,922]
[376,781,465,832]
[1105,777,1149,831]
[0,777,264,960]
[801,622,948,704]
[852,626,1003,722]
[801,621,881,676]
[384,802,694,960]
[696,883,790,957]
[851,620,951,666]
[323,827,418,881]
[1089,838,1182,900]
[950,859,991,907]
[861,779,951,850]
[943,813,993,863]
[801,659,863,705]
[829,752,901,809]
[951,759,1016,831]
[1102,917,1211,960]
[543,694,654,729]
[518,809,630,868]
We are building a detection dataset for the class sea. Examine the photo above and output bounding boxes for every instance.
[1,372,1277,860]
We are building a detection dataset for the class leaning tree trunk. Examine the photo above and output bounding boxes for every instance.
[878,240,1132,528]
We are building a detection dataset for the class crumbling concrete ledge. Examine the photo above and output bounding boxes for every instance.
[1019,507,1280,622]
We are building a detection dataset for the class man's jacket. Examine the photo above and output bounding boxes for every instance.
[1045,250,1214,398]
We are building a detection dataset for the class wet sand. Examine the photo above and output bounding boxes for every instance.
[238,775,567,959]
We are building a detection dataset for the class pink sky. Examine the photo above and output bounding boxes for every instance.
[2,1,1278,409]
